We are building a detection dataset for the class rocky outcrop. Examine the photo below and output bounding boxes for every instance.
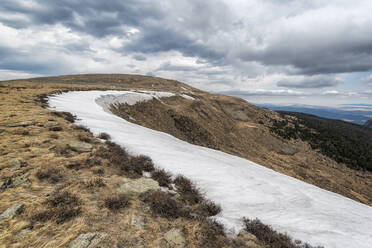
[0,172,30,192]
[0,204,24,221]
[117,177,160,196]
[67,141,93,153]
[70,232,107,248]
[3,121,36,127]
[164,228,186,248]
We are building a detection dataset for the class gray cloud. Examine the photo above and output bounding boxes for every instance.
[277,75,342,89]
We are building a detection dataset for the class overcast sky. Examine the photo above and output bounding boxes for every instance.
[1,0,372,105]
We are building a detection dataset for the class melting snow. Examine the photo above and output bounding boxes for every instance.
[49,91,372,248]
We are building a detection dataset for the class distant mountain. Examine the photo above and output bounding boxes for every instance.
[364,119,372,128]
[258,104,372,125]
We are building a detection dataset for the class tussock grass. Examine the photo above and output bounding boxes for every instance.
[104,194,130,212]
[31,191,81,224]
[36,167,64,183]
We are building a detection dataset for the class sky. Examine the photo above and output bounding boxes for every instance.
[1,0,372,105]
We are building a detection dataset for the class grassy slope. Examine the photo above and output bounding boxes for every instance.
[0,76,264,248]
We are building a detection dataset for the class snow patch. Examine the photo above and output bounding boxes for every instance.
[49,91,372,248]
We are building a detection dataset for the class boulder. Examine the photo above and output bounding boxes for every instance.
[4,121,36,127]
[131,214,146,229]
[0,172,30,193]
[70,232,107,248]
[117,177,160,196]
[67,141,93,153]
[164,228,186,248]
[0,204,24,221]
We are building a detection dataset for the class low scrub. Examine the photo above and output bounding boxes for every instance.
[142,191,188,219]
[83,177,106,188]
[151,169,172,187]
[98,132,111,140]
[104,194,130,212]
[36,167,63,183]
[31,191,81,224]
[243,218,323,248]
[51,111,76,123]
[130,155,155,172]
[174,175,203,204]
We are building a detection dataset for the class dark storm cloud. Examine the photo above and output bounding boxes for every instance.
[277,75,342,89]
[1,0,372,85]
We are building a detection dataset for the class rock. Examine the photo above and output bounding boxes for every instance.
[0,172,30,192]
[67,141,93,153]
[12,172,30,187]
[117,177,160,196]
[131,214,146,229]
[4,121,36,127]
[44,121,59,128]
[0,204,24,221]
[70,232,107,248]
[279,146,298,156]
[237,230,261,248]
[0,129,5,134]
[8,158,22,169]
[164,228,186,248]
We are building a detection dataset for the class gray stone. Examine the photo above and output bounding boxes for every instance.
[8,158,22,169]
[67,141,93,153]
[237,230,261,248]
[0,204,24,221]
[70,232,107,248]
[279,146,299,156]
[0,172,30,193]
[131,214,146,229]
[164,228,186,248]
[4,121,36,127]
[12,172,30,187]
[117,177,160,196]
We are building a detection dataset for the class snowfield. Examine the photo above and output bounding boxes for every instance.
[49,91,372,248]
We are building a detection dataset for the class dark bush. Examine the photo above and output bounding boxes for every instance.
[243,218,322,248]
[151,169,172,187]
[199,218,226,248]
[174,175,203,204]
[36,167,63,183]
[143,191,187,219]
[31,191,81,224]
[130,155,155,172]
[198,199,222,217]
[98,132,111,140]
[104,194,130,211]
[52,111,76,123]
[50,133,59,139]
[78,133,93,143]
[84,178,106,188]
[49,126,63,132]
[74,125,91,133]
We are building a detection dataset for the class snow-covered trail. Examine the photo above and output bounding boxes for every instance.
[49,91,372,248]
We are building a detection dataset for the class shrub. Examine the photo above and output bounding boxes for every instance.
[52,111,76,123]
[130,155,155,172]
[104,194,130,211]
[143,191,187,219]
[31,191,81,224]
[199,218,226,248]
[49,126,63,131]
[151,169,172,187]
[243,218,322,248]
[78,133,93,143]
[198,199,222,217]
[36,167,63,183]
[74,125,91,133]
[174,175,203,204]
[84,178,105,188]
[98,132,111,140]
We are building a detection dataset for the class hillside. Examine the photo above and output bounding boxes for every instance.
[0,74,371,247]
[364,119,372,128]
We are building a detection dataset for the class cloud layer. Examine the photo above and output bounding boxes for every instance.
[0,0,372,104]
